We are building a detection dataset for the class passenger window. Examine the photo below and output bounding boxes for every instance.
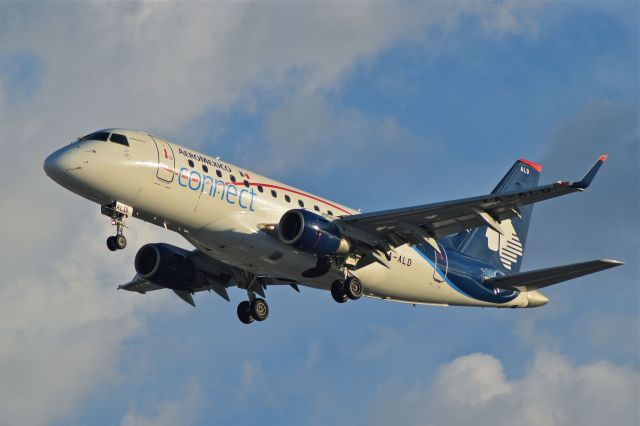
[314,205,320,212]
[230,175,236,182]
[202,165,209,173]
[327,210,333,216]
[80,132,110,142]
[258,186,264,193]
[188,160,194,167]
[109,133,129,146]
[298,200,304,208]
[244,180,250,188]
[271,190,277,198]
[285,195,291,203]
[216,170,222,178]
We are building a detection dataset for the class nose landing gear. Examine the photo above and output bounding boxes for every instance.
[101,202,131,252]
[106,231,127,251]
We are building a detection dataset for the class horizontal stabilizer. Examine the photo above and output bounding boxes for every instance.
[484,259,623,291]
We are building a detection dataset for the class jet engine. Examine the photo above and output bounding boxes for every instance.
[278,209,350,256]
[134,243,197,290]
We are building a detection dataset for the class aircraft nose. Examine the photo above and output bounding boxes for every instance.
[44,149,64,178]
[43,146,77,183]
[527,290,549,307]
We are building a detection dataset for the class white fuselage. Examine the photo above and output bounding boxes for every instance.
[45,129,535,308]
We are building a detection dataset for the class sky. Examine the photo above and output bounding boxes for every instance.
[0,2,638,426]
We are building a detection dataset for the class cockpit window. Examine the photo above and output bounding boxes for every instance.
[80,132,110,142]
[109,133,129,146]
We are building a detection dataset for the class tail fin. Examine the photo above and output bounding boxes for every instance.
[454,159,542,274]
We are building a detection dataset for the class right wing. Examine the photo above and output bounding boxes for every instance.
[483,259,623,292]
[337,155,608,259]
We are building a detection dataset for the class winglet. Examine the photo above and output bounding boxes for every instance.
[574,154,607,189]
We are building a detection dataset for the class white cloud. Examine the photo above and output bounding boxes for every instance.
[241,94,412,175]
[0,2,550,425]
[121,380,202,426]
[0,222,187,426]
[370,352,639,426]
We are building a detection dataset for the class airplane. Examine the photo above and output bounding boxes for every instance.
[43,129,623,324]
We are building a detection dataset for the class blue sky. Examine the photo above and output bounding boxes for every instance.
[0,2,638,426]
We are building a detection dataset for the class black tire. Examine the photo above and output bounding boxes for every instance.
[107,236,117,251]
[237,301,254,324]
[331,280,348,303]
[345,276,363,300]
[250,298,269,321]
[115,234,127,250]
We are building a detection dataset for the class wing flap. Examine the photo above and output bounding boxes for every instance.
[118,275,163,293]
[173,289,196,307]
[483,259,623,291]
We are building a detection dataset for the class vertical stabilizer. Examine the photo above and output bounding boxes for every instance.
[454,159,542,274]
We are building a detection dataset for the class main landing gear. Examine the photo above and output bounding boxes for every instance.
[237,298,269,324]
[331,276,363,303]
[235,272,270,324]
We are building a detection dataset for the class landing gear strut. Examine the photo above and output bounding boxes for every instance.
[235,272,270,324]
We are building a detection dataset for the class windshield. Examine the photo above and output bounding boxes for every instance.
[79,131,110,142]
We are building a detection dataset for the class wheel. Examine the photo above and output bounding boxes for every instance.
[237,301,254,324]
[345,276,363,300]
[250,298,269,321]
[106,236,117,251]
[115,234,127,250]
[331,280,348,303]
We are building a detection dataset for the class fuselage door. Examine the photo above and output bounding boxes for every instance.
[152,137,175,183]
[433,244,448,283]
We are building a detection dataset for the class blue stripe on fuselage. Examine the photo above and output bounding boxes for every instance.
[412,246,518,304]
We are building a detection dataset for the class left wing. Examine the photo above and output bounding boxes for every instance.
[118,248,235,306]
[338,155,607,255]
[118,247,301,306]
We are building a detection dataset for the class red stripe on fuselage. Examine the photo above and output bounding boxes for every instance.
[170,166,351,215]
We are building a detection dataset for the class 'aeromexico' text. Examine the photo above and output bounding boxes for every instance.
[178,148,232,172]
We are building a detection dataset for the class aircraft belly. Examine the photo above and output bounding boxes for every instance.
[189,212,342,286]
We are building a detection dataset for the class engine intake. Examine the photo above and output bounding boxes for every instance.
[278,209,350,256]
[134,243,197,290]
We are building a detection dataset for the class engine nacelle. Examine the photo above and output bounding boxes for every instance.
[134,243,197,290]
[278,209,350,256]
